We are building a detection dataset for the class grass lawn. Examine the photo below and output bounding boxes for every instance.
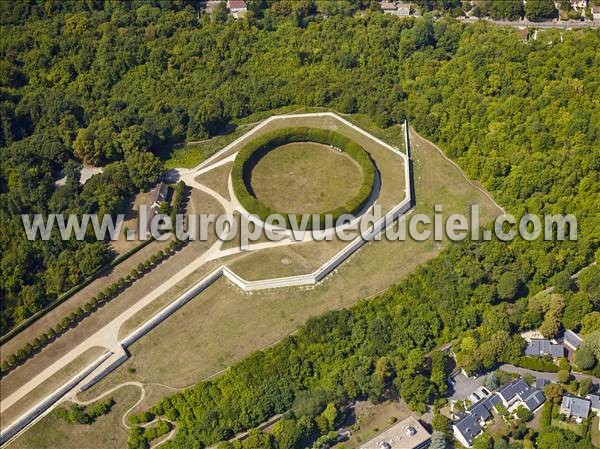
[338,400,412,448]
[14,114,503,448]
[251,142,363,214]
[551,417,587,437]
[67,121,499,400]
[159,132,247,170]
[591,416,599,447]
[195,162,233,200]
[11,384,139,449]
[108,191,152,255]
[227,237,349,281]
[158,105,308,170]
[0,346,107,429]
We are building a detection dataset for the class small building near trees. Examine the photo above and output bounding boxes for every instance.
[360,416,431,449]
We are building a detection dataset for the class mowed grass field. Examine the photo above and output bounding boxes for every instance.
[0,346,107,429]
[11,385,140,449]
[194,162,233,200]
[12,117,503,449]
[251,142,363,214]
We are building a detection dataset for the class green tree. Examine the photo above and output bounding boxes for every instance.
[574,346,596,370]
[432,412,451,435]
[320,403,338,431]
[578,378,592,396]
[472,432,493,449]
[490,0,524,19]
[497,272,519,300]
[515,405,532,422]
[125,151,162,192]
[544,383,563,404]
[525,0,558,21]
[580,312,600,336]
[552,271,574,294]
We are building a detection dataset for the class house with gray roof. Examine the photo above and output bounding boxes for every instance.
[453,411,485,448]
[496,379,546,413]
[453,378,545,448]
[586,394,600,413]
[563,329,583,351]
[525,339,564,359]
[560,396,591,420]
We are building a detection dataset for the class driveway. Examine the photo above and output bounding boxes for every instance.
[449,372,484,401]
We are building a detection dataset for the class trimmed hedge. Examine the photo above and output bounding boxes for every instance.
[0,236,155,345]
[232,127,376,229]
[0,240,187,377]
[513,356,560,372]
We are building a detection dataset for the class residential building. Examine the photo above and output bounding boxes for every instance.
[496,379,546,413]
[453,412,484,448]
[228,0,247,18]
[396,3,411,16]
[586,394,600,413]
[360,416,431,449]
[563,329,583,351]
[524,339,564,359]
[570,0,587,10]
[593,6,600,20]
[146,182,168,234]
[560,396,591,421]
[469,386,491,404]
[453,378,546,448]
[380,2,411,16]
[381,2,398,13]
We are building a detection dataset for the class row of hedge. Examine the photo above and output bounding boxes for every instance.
[0,235,155,345]
[169,181,187,223]
[0,239,187,377]
[513,356,561,373]
[232,127,376,229]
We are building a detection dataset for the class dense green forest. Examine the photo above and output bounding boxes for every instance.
[0,1,599,447]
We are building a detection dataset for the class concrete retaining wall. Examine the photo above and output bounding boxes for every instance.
[78,349,128,392]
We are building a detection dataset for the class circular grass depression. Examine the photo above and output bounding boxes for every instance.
[232,127,376,229]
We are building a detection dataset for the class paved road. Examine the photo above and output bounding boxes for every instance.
[458,17,600,29]
[500,364,600,386]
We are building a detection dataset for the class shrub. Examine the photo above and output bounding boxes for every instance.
[513,357,559,372]
[86,398,115,419]
[557,369,570,383]
[129,411,155,425]
[540,402,553,429]
[143,420,171,441]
